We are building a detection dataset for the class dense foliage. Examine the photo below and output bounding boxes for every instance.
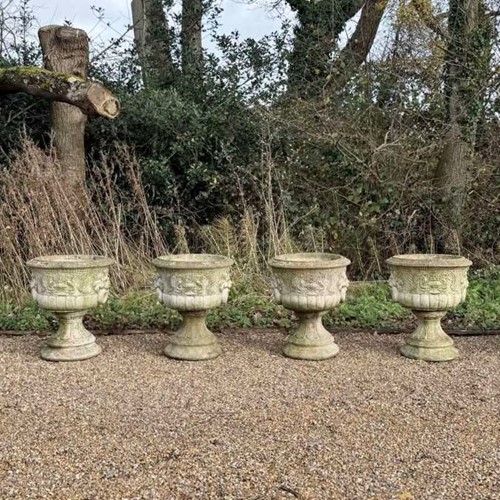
[1,0,500,284]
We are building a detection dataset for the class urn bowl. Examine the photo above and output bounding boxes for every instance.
[386,254,471,311]
[28,254,113,311]
[269,253,350,312]
[153,254,233,310]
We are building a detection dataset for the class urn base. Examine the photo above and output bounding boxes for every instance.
[400,343,459,362]
[41,342,102,362]
[165,310,221,361]
[284,312,339,361]
[42,310,101,362]
[401,310,459,362]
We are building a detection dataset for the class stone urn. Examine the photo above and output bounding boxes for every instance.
[269,253,350,360]
[387,254,472,362]
[153,254,233,361]
[27,255,113,361]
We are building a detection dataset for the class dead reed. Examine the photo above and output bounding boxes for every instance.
[0,140,167,301]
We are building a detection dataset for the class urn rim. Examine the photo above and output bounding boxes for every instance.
[27,254,114,269]
[153,253,234,270]
[269,252,350,269]
[386,253,472,269]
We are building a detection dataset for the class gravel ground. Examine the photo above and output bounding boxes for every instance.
[0,329,499,500]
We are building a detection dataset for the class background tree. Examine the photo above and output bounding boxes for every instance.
[181,0,204,82]
[327,0,387,92]
[286,0,386,95]
[39,26,91,190]
[131,0,177,88]
[434,0,493,252]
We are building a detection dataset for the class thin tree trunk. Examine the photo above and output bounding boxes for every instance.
[434,0,492,252]
[181,0,203,81]
[38,25,89,190]
[131,0,147,65]
[327,0,387,92]
[131,0,176,88]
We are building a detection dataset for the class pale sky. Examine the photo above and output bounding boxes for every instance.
[18,0,387,62]
[32,0,289,48]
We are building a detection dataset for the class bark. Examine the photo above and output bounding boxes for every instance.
[287,0,365,96]
[131,0,176,88]
[411,0,448,40]
[38,25,89,190]
[131,0,147,61]
[434,0,492,252]
[327,0,387,92]
[181,0,203,81]
[0,67,120,118]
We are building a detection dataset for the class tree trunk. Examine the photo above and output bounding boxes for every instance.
[38,25,89,190]
[287,0,364,96]
[326,0,387,92]
[434,0,492,252]
[131,0,176,89]
[0,67,120,117]
[131,0,147,64]
[181,0,203,82]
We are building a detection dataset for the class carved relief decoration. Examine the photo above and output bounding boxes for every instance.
[30,269,110,303]
[271,270,349,296]
[389,268,469,295]
[156,270,232,299]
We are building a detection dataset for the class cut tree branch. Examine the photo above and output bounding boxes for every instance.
[0,67,120,118]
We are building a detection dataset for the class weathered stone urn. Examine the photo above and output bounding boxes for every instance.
[27,255,113,361]
[269,253,350,360]
[387,254,472,362]
[153,254,233,361]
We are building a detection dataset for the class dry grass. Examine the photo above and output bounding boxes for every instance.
[0,136,352,304]
[0,140,167,301]
[0,139,302,302]
[196,139,300,292]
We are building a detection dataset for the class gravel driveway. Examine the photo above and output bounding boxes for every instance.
[1,329,499,499]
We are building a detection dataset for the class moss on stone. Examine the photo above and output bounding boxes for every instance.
[0,66,83,81]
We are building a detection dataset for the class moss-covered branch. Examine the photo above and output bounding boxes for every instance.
[0,67,120,119]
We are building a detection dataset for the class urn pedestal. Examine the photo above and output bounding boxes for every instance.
[387,254,472,362]
[153,254,233,361]
[27,255,113,361]
[269,253,350,361]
